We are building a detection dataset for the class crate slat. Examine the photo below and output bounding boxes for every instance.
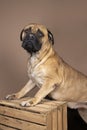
[62,104,67,130]
[0,115,46,130]
[0,106,46,125]
[52,109,58,130]
[0,100,49,113]
[0,124,19,130]
[57,106,63,130]
[46,111,52,130]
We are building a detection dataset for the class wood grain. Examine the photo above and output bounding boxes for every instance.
[0,98,67,130]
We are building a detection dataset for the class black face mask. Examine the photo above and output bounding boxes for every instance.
[22,33,42,55]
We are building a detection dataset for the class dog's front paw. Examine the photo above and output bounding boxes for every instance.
[6,93,18,100]
[20,98,38,107]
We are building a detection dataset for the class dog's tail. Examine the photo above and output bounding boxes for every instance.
[78,108,87,123]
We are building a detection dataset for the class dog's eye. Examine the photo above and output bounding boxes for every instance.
[37,29,44,38]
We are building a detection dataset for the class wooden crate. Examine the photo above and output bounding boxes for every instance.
[0,98,67,130]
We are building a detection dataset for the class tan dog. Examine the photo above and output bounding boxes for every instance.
[6,23,87,109]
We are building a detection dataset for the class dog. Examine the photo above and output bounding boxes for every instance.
[6,23,87,109]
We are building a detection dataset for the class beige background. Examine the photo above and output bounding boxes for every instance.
[0,0,87,99]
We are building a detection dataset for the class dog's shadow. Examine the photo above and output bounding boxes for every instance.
[68,108,87,130]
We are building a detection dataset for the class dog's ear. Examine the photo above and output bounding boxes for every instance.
[20,29,24,41]
[47,29,54,45]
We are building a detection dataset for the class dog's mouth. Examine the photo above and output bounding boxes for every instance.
[22,33,42,54]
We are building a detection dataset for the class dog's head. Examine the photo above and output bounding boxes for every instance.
[20,23,54,54]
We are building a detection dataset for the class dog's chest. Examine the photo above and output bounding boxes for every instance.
[27,60,45,86]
